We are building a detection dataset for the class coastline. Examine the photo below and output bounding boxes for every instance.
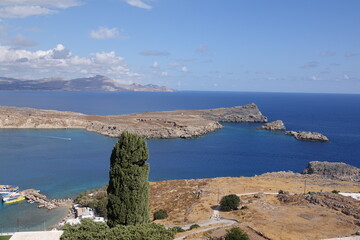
[0,104,267,139]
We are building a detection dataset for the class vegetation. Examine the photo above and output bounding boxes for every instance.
[75,185,108,218]
[61,219,175,240]
[189,224,200,230]
[220,194,240,211]
[0,236,12,240]
[224,227,249,240]
[241,205,248,210]
[107,131,150,227]
[171,226,185,233]
[332,190,340,194]
[153,209,168,220]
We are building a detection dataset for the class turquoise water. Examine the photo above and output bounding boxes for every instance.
[0,91,360,232]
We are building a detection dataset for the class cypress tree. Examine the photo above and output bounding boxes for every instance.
[107,131,150,227]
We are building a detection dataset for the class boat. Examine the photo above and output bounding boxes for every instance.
[0,185,19,194]
[4,195,25,204]
[2,192,21,202]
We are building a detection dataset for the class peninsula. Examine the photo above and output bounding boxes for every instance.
[0,103,267,139]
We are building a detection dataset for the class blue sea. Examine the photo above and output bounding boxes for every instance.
[0,91,360,232]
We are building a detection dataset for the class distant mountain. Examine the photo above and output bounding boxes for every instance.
[0,75,176,92]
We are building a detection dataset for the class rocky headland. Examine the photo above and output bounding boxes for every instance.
[0,103,267,139]
[285,130,329,142]
[302,161,360,182]
[257,120,286,131]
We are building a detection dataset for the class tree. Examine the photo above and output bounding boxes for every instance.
[107,131,150,227]
[220,194,240,211]
[225,227,249,240]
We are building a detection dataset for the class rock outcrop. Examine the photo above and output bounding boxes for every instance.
[23,189,72,210]
[285,131,329,142]
[0,104,267,139]
[257,120,285,131]
[302,161,360,182]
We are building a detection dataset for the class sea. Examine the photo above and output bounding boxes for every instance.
[0,91,359,232]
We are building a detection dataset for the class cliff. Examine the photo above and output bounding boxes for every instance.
[0,103,267,139]
[302,161,360,182]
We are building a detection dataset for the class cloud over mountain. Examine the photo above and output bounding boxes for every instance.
[0,44,140,80]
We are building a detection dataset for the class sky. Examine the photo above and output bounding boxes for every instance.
[0,0,359,93]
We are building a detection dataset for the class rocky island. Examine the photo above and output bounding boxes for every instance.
[257,120,286,130]
[285,130,329,142]
[0,103,267,139]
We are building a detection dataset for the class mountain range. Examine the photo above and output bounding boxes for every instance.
[0,75,175,92]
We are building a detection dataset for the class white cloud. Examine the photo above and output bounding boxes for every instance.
[8,34,37,47]
[0,0,81,19]
[181,66,188,72]
[0,6,56,18]
[161,71,168,77]
[301,61,318,69]
[151,61,158,68]
[0,44,140,80]
[343,74,350,80]
[90,27,123,40]
[140,50,170,56]
[310,75,322,81]
[123,0,152,9]
[0,0,81,8]
[320,51,335,56]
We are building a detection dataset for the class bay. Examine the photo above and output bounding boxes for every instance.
[0,91,359,232]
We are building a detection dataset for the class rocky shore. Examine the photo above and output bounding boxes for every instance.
[0,103,267,139]
[22,189,73,210]
[302,161,360,182]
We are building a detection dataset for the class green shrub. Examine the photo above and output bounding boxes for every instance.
[0,236,12,240]
[189,224,200,230]
[332,190,340,194]
[220,194,240,211]
[241,205,248,210]
[225,227,249,240]
[61,219,175,240]
[171,226,185,233]
[153,209,168,220]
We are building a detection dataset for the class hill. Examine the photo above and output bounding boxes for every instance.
[0,75,175,92]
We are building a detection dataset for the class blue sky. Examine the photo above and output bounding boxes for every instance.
[0,0,359,93]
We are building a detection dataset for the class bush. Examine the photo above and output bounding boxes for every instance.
[332,190,340,194]
[61,219,175,240]
[171,226,185,233]
[241,205,248,210]
[220,194,240,211]
[189,224,200,230]
[153,209,168,220]
[225,227,249,240]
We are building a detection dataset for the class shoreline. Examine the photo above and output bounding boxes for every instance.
[0,104,267,139]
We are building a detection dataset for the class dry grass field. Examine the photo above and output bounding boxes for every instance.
[150,172,360,240]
